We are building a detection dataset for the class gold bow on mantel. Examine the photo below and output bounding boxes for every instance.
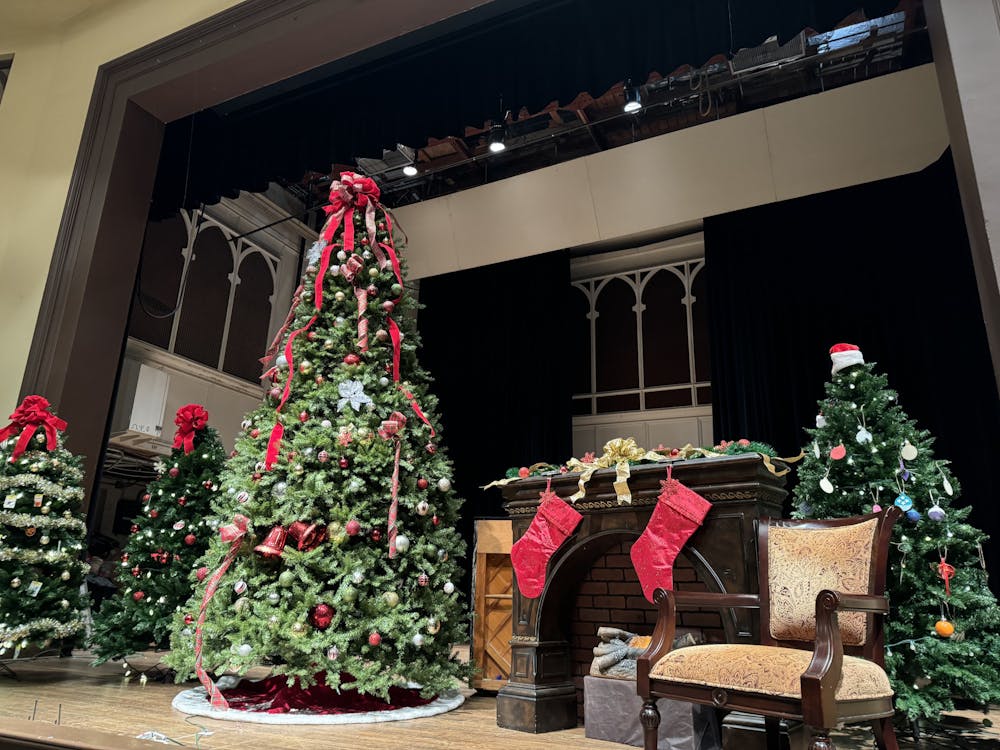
[566,437,667,504]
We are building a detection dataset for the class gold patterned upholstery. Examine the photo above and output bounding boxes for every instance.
[768,518,878,646]
[650,644,892,701]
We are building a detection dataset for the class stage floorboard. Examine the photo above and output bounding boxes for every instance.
[0,655,996,749]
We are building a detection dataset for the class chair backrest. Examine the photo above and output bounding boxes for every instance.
[758,508,899,655]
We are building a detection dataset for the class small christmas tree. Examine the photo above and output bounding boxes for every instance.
[90,404,226,663]
[168,172,466,706]
[0,396,89,656]
[793,344,1000,720]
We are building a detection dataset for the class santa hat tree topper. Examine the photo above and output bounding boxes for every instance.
[829,343,865,374]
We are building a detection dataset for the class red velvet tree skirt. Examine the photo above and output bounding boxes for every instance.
[172,671,466,724]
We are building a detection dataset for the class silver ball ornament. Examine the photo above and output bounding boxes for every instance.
[443,581,455,595]
[351,570,365,585]
[237,644,253,657]
[412,633,425,647]
[394,534,410,553]
[267,592,280,605]
[416,500,430,516]
[437,478,452,492]
[379,376,390,387]
[61,571,71,581]
[60,599,70,609]
[327,646,340,660]
[273,482,288,497]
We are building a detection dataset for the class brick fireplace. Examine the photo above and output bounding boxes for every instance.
[570,543,726,721]
[496,455,788,733]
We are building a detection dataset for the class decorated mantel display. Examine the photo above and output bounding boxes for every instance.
[90,404,226,668]
[491,438,791,602]
[794,343,1000,722]
[167,172,467,723]
[0,396,89,658]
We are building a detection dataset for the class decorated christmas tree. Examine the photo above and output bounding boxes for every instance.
[168,172,466,706]
[793,343,1000,720]
[90,404,226,663]
[0,396,89,656]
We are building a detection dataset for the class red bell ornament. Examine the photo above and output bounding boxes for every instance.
[310,603,335,630]
[254,525,289,558]
[288,520,327,551]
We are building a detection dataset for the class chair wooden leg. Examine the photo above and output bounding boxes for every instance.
[871,716,899,750]
[807,728,835,750]
[764,716,781,750]
[640,698,660,750]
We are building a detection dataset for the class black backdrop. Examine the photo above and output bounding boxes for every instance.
[417,251,575,588]
[705,151,1000,575]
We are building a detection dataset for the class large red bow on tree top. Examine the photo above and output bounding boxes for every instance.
[172,403,209,455]
[0,395,67,460]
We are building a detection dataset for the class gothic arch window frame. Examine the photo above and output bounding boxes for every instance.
[166,208,280,376]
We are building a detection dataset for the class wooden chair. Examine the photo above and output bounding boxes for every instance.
[637,507,901,750]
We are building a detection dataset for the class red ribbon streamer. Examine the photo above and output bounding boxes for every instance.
[194,514,249,710]
[378,411,408,559]
[400,387,436,438]
[172,404,209,455]
[355,286,369,353]
[0,395,67,460]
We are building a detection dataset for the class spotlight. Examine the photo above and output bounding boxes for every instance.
[623,83,642,113]
[402,164,418,177]
[488,122,506,153]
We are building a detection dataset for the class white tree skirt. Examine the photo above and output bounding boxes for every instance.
[171,681,466,725]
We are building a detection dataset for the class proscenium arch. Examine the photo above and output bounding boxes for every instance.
[534,527,741,643]
[17,0,514,509]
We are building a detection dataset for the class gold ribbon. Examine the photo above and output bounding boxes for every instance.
[566,438,666,504]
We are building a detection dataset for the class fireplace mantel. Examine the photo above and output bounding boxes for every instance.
[496,454,788,733]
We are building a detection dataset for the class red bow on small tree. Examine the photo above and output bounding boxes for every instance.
[172,403,209,454]
[0,395,67,460]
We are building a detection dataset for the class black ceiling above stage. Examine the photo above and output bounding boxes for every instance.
[150,0,906,217]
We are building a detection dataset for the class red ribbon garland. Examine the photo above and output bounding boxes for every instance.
[194,514,250,710]
[378,411,408,558]
[401,387,436,438]
[172,404,209,455]
[0,395,67,460]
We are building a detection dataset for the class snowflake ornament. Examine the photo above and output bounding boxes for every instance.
[306,240,324,265]
[337,380,373,412]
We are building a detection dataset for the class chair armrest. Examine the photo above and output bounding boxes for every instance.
[800,589,888,728]
[636,588,761,696]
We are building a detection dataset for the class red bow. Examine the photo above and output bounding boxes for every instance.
[938,558,956,597]
[172,403,209,454]
[0,395,67,460]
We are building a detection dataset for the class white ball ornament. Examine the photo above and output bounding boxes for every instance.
[437,478,452,492]
[379,377,390,387]
[352,570,365,585]
[267,592,280,604]
[276,354,288,369]
[416,500,430,516]
[61,571,71,581]
[412,634,425,647]
[237,644,253,657]
[443,581,455,594]
[234,580,248,594]
[394,534,410,553]
[321,419,333,429]
[273,482,288,497]
[60,599,69,609]
[337,250,348,262]
[327,646,340,660]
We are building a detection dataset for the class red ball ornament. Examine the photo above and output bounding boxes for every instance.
[315,375,325,386]
[133,591,145,601]
[306,331,317,341]
[269,387,282,400]
[230,450,238,458]
[252,472,262,481]
[366,284,378,297]
[250,428,260,438]
[345,519,361,536]
[830,444,847,461]
[381,300,395,314]
[184,614,194,625]
[425,442,437,454]
[299,411,309,423]
[169,467,180,477]
[343,353,360,365]
[339,457,349,469]
[203,480,214,489]
[368,632,382,647]
[149,509,159,518]
[309,603,335,630]
[184,533,197,546]
[121,553,129,562]
[318,450,329,463]
[371,529,382,542]
[130,524,139,534]
[432,515,440,526]
[142,494,151,502]
[131,566,141,578]
[418,573,430,587]
[417,478,429,490]
[196,567,208,582]
[178,496,186,506]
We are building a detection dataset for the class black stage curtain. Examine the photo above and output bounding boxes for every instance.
[152,0,903,213]
[704,151,1000,575]
[418,251,574,589]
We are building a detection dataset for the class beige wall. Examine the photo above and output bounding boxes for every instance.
[0,0,245,414]
[399,64,950,279]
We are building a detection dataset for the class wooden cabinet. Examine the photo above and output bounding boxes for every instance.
[472,519,513,691]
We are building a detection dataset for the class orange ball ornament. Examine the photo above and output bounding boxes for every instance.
[934,619,955,637]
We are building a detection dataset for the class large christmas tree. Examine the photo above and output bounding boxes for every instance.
[0,396,89,656]
[168,172,466,703]
[793,343,1000,720]
[90,404,226,663]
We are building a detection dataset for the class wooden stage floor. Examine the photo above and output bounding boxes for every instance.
[0,655,996,749]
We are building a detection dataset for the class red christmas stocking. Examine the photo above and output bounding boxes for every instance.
[631,468,712,602]
[511,482,583,599]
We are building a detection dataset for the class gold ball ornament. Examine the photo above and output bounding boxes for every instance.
[291,622,307,636]
[60,599,70,609]
[10,577,20,588]
[383,591,400,608]
[334,291,346,303]
[61,571,71,581]
[426,617,441,635]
